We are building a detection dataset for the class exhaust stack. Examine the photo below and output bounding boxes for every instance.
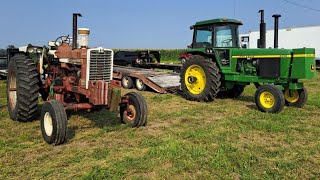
[73,13,82,49]
[272,14,281,49]
[258,10,266,48]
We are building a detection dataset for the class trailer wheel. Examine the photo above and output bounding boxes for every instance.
[122,76,134,89]
[6,54,39,122]
[135,79,146,91]
[284,88,308,108]
[255,84,285,113]
[40,100,68,146]
[120,92,148,127]
[218,85,245,98]
[180,55,221,102]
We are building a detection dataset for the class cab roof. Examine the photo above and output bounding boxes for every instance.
[194,18,243,26]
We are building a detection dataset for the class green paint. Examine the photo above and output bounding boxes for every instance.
[187,19,316,90]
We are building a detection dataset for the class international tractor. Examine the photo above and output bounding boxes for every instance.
[6,13,148,146]
[180,10,316,113]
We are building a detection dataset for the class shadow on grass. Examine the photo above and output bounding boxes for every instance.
[0,105,6,109]
[237,95,255,103]
[246,104,258,111]
[66,109,124,140]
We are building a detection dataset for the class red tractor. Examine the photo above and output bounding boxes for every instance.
[6,13,148,145]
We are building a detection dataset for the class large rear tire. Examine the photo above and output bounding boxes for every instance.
[120,92,148,127]
[180,55,221,102]
[40,100,68,146]
[6,54,39,122]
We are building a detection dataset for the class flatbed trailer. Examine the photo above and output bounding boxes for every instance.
[0,56,7,79]
[136,62,182,72]
[113,65,181,93]
[0,70,7,79]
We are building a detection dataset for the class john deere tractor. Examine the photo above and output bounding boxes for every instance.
[180,11,316,113]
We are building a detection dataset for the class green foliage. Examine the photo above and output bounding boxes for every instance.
[113,49,185,63]
[159,49,185,62]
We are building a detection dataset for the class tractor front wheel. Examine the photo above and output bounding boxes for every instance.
[120,92,148,127]
[180,55,221,102]
[284,88,308,108]
[40,100,68,146]
[255,84,285,113]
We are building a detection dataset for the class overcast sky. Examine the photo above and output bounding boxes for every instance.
[0,0,320,49]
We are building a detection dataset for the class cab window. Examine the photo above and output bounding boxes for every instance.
[194,28,212,48]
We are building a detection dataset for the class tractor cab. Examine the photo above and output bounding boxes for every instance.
[190,18,242,49]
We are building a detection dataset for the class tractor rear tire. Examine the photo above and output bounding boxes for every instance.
[218,84,245,98]
[120,92,148,127]
[180,55,221,102]
[284,88,308,108]
[6,54,39,122]
[255,84,285,113]
[40,100,68,146]
[122,76,134,89]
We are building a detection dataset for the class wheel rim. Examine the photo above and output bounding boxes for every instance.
[136,79,144,89]
[284,89,299,103]
[260,92,275,109]
[122,77,129,87]
[185,65,206,95]
[8,70,17,110]
[44,112,53,136]
[124,105,136,122]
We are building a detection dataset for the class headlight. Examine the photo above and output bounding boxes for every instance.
[27,47,43,54]
[27,48,35,53]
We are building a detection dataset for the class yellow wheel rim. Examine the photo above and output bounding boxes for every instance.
[260,92,275,109]
[185,65,206,95]
[284,89,299,103]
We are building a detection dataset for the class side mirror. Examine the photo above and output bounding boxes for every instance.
[190,26,194,30]
[187,44,192,48]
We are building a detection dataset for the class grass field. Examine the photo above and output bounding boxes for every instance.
[0,73,320,179]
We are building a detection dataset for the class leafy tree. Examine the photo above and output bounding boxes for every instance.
[0,45,16,57]
[0,49,6,57]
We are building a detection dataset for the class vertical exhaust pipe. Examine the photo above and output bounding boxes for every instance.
[272,14,281,49]
[73,13,82,49]
[258,10,266,48]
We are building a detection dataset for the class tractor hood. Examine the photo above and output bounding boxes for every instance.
[231,48,316,79]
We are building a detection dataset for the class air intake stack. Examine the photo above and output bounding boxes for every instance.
[72,13,82,49]
[258,10,266,48]
[272,14,281,49]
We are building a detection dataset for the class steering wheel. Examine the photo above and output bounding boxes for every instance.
[54,35,71,47]
[221,39,232,47]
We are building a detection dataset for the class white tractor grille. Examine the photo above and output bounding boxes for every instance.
[88,49,113,83]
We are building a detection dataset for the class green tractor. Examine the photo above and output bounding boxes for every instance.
[180,11,316,113]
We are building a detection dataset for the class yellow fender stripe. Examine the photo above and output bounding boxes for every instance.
[232,54,315,59]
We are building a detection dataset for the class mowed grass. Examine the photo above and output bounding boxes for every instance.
[0,73,320,179]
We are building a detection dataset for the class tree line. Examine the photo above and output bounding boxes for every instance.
[0,45,16,57]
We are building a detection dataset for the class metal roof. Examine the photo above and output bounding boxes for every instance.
[195,18,243,26]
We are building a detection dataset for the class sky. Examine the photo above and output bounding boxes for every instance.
[0,0,320,49]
